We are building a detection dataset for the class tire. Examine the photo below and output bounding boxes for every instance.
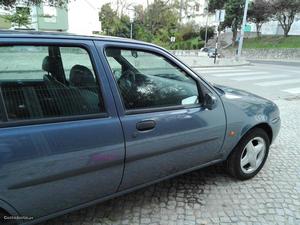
[227,128,270,180]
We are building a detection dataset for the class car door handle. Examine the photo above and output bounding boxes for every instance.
[136,120,156,131]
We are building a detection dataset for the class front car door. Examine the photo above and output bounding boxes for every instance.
[0,37,124,220]
[97,41,226,190]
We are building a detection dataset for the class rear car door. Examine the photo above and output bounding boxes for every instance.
[0,38,124,219]
[96,41,226,190]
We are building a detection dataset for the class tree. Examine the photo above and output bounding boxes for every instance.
[99,3,118,36]
[144,0,179,38]
[114,0,133,17]
[200,26,215,42]
[99,3,131,38]
[0,0,69,8]
[208,0,227,12]
[114,15,131,38]
[208,0,244,46]
[223,0,245,46]
[248,0,271,38]
[270,0,300,37]
[1,7,31,28]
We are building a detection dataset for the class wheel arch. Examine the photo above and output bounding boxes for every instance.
[244,123,273,144]
[226,122,273,161]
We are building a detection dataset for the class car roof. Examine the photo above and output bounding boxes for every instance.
[0,30,153,46]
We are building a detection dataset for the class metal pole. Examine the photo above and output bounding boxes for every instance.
[214,11,221,64]
[130,22,133,39]
[237,0,250,60]
[204,13,209,47]
[214,28,219,64]
[180,0,184,23]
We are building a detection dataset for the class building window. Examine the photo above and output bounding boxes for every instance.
[195,3,200,12]
[43,6,57,23]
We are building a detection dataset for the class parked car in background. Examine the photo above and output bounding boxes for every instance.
[207,48,221,58]
[200,47,210,52]
[0,31,280,225]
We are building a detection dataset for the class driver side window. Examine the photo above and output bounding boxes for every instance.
[105,48,200,110]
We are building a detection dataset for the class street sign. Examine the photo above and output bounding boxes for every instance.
[170,36,176,42]
[215,10,225,23]
[244,24,251,32]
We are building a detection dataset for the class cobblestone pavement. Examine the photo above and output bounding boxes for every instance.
[40,99,300,225]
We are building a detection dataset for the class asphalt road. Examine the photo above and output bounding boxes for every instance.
[194,62,300,101]
[38,62,300,225]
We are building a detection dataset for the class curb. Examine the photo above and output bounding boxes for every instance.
[248,59,300,66]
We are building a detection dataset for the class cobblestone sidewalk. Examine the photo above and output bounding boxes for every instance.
[41,99,300,225]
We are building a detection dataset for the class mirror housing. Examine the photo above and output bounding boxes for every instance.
[203,93,217,110]
[131,50,138,58]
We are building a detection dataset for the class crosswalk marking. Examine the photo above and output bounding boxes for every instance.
[202,69,251,74]
[196,65,300,96]
[196,66,251,71]
[196,67,236,71]
[213,72,269,77]
[232,75,290,81]
[256,78,300,86]
[283,87,300,94]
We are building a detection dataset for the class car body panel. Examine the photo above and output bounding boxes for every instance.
[0,32,280,225]
[0,37,125,219]
[95,41,227,190]
[212,85,281,159]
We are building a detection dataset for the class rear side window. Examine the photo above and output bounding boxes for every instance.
[0,45,104,122]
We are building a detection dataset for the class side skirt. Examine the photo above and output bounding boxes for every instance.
[22,158,223,225]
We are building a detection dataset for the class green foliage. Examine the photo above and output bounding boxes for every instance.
[170,38,204,50]
[1,7,31,28]
[99,4,131,38]
[208,0,227,12]
[178,23,199,41]
[208,0,244,46]
[199,26,215,42]
[98,0,207,50]
[270,0,300,37]
[0,0,69,8]
[143,0,179,39]
[248,0,272,37]
[99,3,118,36]
[243,36,300,49]
[222,0,245,46]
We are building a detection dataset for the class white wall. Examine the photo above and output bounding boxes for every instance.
[68,0,101,35]
[249,16,300,36]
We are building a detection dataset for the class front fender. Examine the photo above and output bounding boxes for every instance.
[219,95,279,159]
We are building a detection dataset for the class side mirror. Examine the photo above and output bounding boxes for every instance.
[131,50,138,58]
[204,93,217,110]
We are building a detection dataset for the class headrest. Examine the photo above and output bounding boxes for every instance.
[42,56,55,74]
[69,65,95,87]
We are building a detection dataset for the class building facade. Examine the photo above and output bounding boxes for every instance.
[0,1,101,35]
[181,0,216,27]
[0,4,68,32]
[181,0,300,36]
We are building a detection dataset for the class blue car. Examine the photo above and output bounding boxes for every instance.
[0,31,280,225]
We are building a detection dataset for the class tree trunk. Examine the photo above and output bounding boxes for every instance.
[284,27,290,37]
[284,31,288,37]
[232,30,237,47]
[256,23,262,38]
[278,14,294,38]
